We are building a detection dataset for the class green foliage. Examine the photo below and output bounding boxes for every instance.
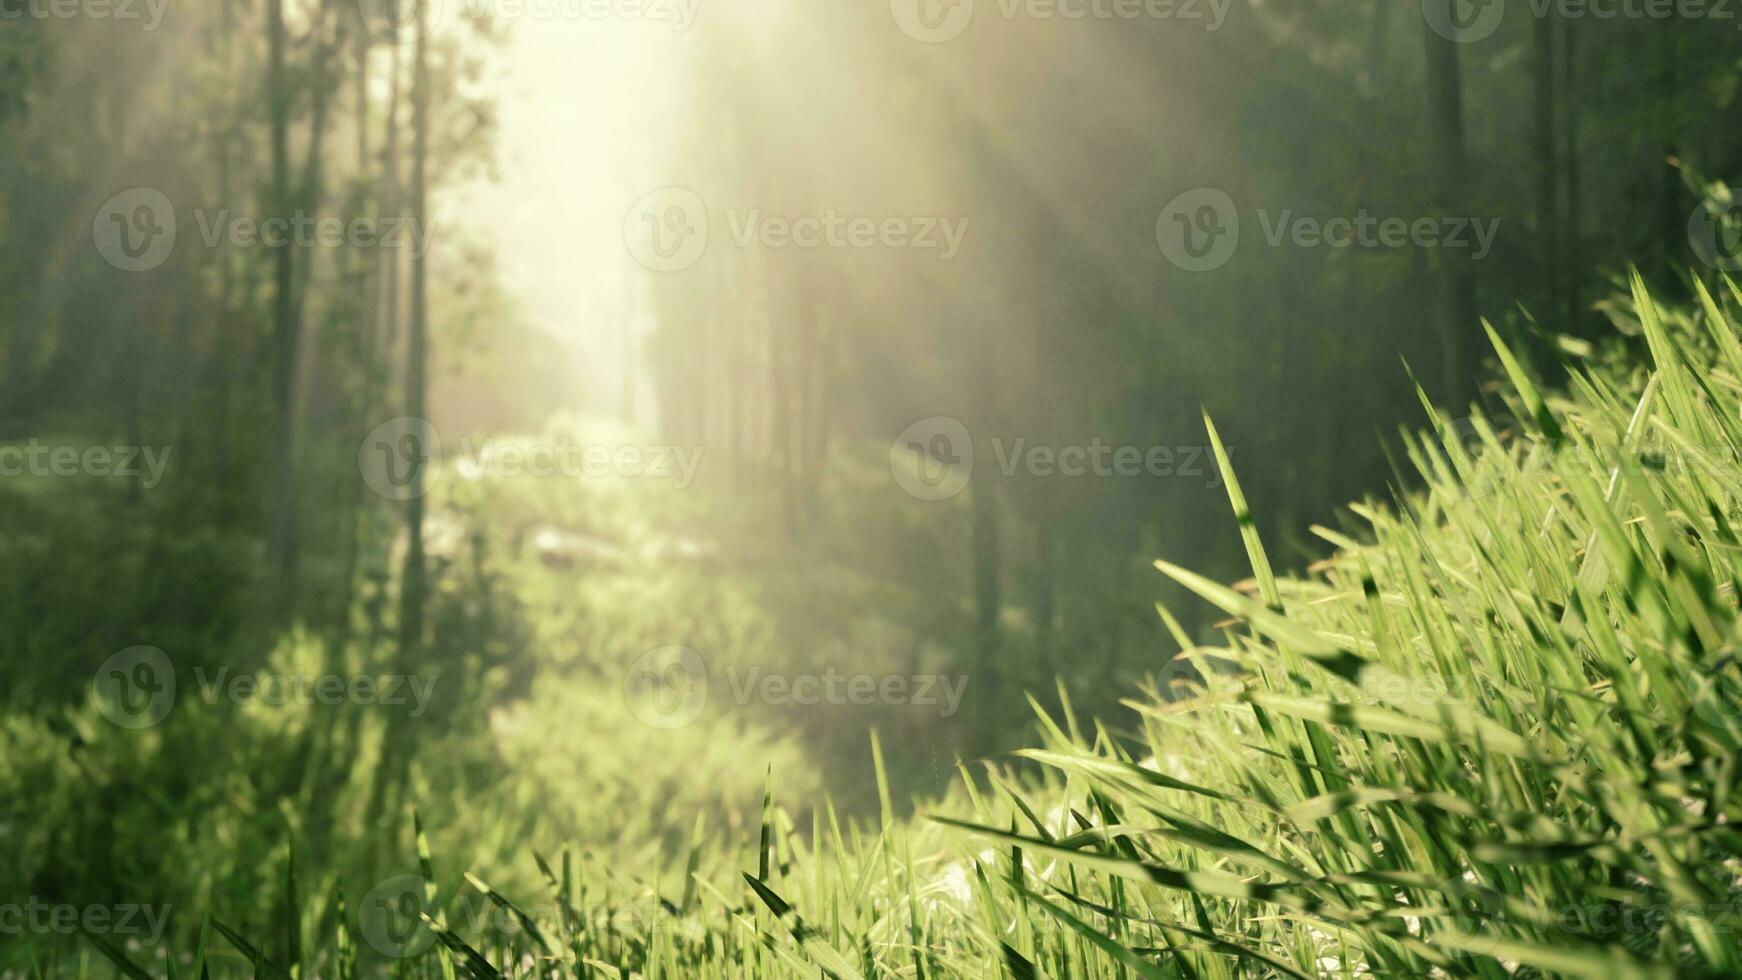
[45,274,1742,977]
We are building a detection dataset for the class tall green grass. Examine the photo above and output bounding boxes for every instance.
[67,274,1742,977]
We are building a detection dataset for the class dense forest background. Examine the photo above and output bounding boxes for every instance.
[3,0,1742,962]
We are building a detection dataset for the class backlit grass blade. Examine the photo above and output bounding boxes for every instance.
[77,927,158,980]
[740,873,864,980]
[1203,410,1279,610]
[209,921,293,980]
[418,912,505,980]
[463,872,556,955]
[1484,318,1564,445]
[1018,888,1170,980]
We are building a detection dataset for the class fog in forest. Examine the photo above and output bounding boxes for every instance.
[4,1,1741,972]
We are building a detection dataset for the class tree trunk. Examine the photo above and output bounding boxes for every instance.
[1560,17,1581,331]
[1363,0,1391,92]
[975,341,1003,685]
[972,408,1000,683]
[212,0,238,518]
[1532,11,1558,322]
[267,0,301,613]
[372,0,432,831]
[1656,32,1682,272]
[622,274,636,422]
[1422,3,1476,406]
[339,15,377,630]
[1034,517,1054,679]
[379,26,403,371]
[398,0,431,676]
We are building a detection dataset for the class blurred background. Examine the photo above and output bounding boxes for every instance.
[2,0,1741,959]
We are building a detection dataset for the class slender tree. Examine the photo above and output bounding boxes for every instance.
[398,0,431,678]
[1422,1,1477,404]
[1560,16,1582,330]
[267,0,300,610]
[1532,12,1559,320]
